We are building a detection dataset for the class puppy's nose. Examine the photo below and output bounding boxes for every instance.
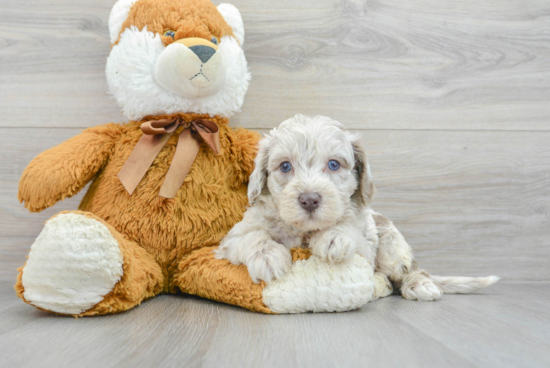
[299,193,321,212]
[189,45,216,63]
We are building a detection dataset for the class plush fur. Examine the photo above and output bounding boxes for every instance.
[262,255,376,314]
[109,0,139,44]
[216,4,245,45]
[106,0,250,121]
[16,113,266,315]
[15,0,272,316]
[21,212,124,315]
[217,115,499,308]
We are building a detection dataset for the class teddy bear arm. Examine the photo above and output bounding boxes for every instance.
[18,125,118,212]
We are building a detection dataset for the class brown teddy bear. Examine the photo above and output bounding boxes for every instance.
[15,0,273,316]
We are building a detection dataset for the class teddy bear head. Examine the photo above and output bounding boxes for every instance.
[106,0,249,121]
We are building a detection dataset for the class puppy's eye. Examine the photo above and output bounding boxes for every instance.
[211,37,218,45]
[280,161,292,173]
[163,30,176,38]
[328,160,340,171]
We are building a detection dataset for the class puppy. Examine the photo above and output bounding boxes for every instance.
[216,115,498,301]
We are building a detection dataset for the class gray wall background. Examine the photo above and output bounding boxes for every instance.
[1,0,549,282]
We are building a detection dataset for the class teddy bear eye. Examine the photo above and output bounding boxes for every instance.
[163,30,175,38]
[328,160,340,171]
[280,161,292,173]
[211,37,218,45]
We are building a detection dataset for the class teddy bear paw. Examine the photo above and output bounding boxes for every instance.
[21,212,124,315]
[262,255,375,313]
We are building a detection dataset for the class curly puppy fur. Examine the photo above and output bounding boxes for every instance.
[217,115,499,301]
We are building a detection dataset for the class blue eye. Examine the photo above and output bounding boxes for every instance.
[211,37,218,45]
[280,161,292,173]
[328,160,340,171]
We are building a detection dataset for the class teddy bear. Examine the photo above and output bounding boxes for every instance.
[15,0,380,316]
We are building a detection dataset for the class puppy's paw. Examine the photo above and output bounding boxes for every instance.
[310,231,356,264]
[401,272,442,301]
[245,241,292,283]
[373,272,393,300]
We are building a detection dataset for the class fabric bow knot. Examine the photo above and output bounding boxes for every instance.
[118,118,221,198]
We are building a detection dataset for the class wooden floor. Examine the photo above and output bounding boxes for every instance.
[0,281,548,368]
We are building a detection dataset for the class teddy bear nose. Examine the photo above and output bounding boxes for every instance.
[188,45,216,63]
[299,193,321,212]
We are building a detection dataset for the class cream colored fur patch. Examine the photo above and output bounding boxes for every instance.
[22,213,124,315]
[109,0,139,44]
[262,255,375,314]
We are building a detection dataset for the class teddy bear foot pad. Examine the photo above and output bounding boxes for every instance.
[19,212,124,315]
[262,255,376,314]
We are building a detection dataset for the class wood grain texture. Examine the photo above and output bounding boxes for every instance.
[0,281,549,368]
[1,128,549,282]
[0,0,549,129]
[0,0,125,127]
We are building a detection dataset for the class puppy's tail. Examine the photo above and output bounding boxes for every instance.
[431,275,500,294]
[400,270,500,301]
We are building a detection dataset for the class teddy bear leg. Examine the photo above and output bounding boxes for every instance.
[171,246,274,313]
[15,211,164,316]
[173,247,376,314]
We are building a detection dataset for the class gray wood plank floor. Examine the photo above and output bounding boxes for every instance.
[1,281,549,368]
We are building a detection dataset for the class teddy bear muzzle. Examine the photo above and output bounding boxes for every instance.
[154,37,227,98]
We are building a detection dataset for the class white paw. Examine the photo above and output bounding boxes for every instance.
[22,213,124,315]
[245,241,292,283]
[402,278,442,301]
[310,231,356,264]
[373,272,393,300]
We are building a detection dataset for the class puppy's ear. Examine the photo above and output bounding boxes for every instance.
[248,135,271,204]
[351,138,375,205]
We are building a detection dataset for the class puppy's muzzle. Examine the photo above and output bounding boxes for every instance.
[299,192,321,212]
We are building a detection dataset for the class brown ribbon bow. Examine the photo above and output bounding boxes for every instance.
[118,118,221,198]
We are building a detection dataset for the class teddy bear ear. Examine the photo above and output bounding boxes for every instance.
[217,3,245,45]
[109,0,139,44]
